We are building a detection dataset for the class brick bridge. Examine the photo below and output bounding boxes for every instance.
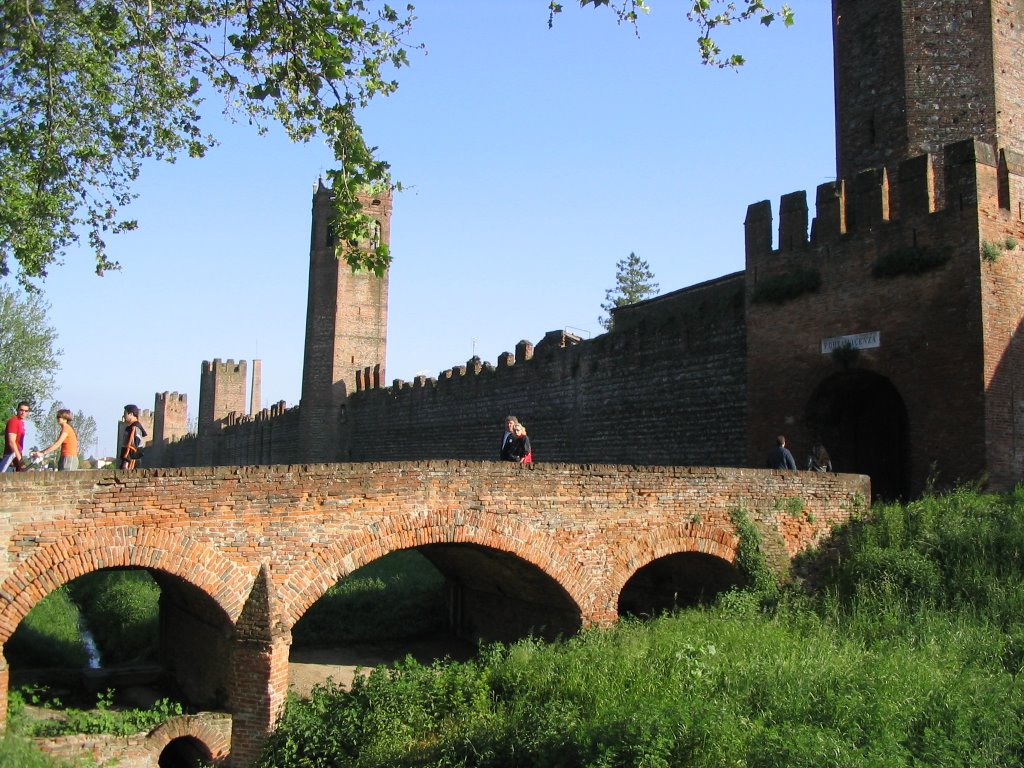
[0,462,868,766]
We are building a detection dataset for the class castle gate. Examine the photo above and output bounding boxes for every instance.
[806,371,910,501]
[0,463,868,766]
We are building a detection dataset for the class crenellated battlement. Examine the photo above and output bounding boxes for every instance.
[202,358,246,375]
[350,331,588,399]
[745,139,1024,266]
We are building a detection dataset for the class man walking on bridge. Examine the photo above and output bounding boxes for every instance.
[118,404,147,470]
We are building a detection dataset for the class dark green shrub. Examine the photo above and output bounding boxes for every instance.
[68,570,160,664]
[872,245,950,278]
[750,268,821,304]
[5,586,89,668]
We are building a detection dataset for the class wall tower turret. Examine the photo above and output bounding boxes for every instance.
[198,359,248,436]
[299,181,392,462]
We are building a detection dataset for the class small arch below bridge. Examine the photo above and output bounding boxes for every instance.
[618,552,741,617]
[418,543,583,644]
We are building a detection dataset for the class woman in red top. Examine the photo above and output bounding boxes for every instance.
[34,408,79,470]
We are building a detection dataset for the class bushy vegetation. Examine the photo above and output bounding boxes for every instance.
[67,570,160,664]
[292,550,446,646]
[5,587,89,669]
[257,487,1024,767]
[8,686,183,738]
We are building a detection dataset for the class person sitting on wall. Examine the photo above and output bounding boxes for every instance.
[502,422,532,464]
[766,435,797,470]
[807,443,833,472]
[500,415,520,459]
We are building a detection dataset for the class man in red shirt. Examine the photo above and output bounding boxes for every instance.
[2,401,30,472]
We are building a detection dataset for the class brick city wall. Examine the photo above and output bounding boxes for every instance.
[159,271,748,470]
[0,463,868,765]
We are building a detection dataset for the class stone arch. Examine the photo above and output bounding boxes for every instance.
[147,714,232,766]
[608,524,741,618]
[0,526,251,646]
[280,509,591,628]
[806,369,910,500]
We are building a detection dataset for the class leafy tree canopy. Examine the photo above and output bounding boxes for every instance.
[0,285,61,425]
[1,0,793,287]
[599,251,659,330]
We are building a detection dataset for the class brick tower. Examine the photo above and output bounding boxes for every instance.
[745,1,1024,497]
[194,359,248,465]
[299,181,392,462]
[833,0,1024,180]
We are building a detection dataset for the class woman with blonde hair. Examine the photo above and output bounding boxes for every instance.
[502,422,533,464]
[34,408,80,470]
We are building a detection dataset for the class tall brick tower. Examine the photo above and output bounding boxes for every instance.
[299,181,392,462]
[833,0,1024,180]
[153,392,189,441]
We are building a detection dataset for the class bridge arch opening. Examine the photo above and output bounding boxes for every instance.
[289,545,583,690]
[158,735,213,768]
[806,370,910,500]
[618,552,740,617]
[418,542,583,644]
[6,566,233,717]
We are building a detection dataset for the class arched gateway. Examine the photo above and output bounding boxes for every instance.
[807,371,910,500]
[0,462,867,766]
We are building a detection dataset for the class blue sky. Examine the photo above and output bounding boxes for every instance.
[7,2,837,456]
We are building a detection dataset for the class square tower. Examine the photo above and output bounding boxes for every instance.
[299,181,392,462]
[833,0,1024,180]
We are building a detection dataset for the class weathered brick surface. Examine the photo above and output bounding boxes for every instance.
[833,0,1024,182]
[0,463,868,765]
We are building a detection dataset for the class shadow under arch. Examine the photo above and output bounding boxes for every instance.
[611,525,741,618]
[618,552,741,616]
[281,511,589,643]
[806,369,910,500]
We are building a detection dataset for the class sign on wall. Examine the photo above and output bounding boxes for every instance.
[821,331,880,354]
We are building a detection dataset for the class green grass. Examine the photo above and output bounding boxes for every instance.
[0,731,81,768]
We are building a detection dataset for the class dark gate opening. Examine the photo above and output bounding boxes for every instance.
[807,370,910,501]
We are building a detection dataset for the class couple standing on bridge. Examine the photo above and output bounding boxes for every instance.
[500,415,533,464]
